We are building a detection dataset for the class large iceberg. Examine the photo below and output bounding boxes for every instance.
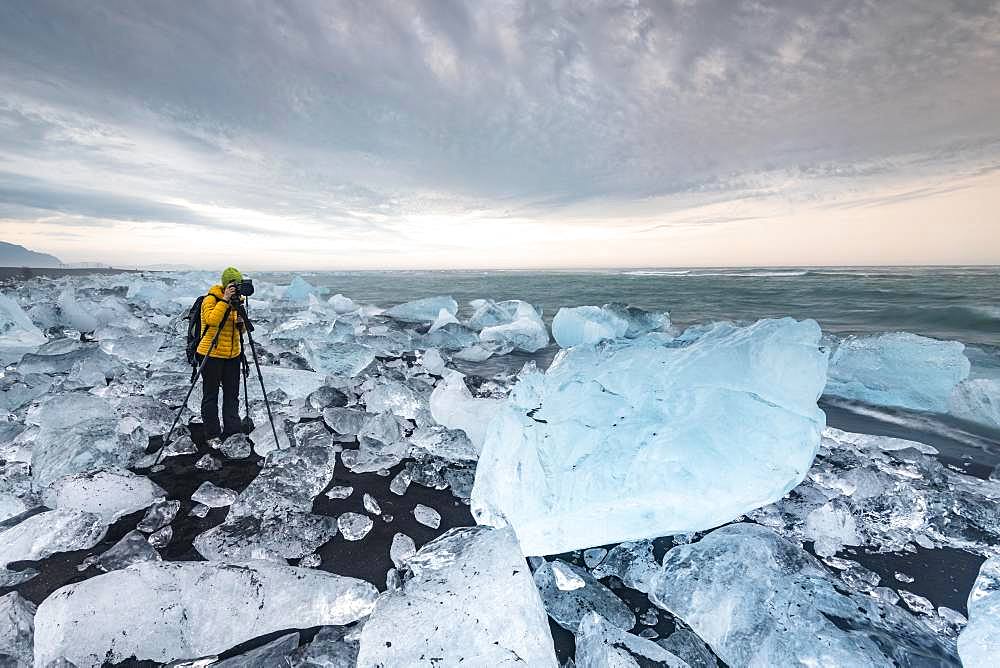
[472,318,828,554]
[356,526,558,667]
[33,560,378,666]
[649,523,957,667]
[825,332,970,412]
[958,556,1000,667]
[552,306,629,348]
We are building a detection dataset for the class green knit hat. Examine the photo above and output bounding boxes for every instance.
[221,267,243,286]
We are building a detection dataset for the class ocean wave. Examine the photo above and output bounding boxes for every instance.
[622,270,691,276]
[622,269,807,277]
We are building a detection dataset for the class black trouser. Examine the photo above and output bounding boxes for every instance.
[198,354,242,439]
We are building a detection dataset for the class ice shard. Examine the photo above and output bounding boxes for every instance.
[356,526,558,667]
[552,306,629,348]
[33,560,378,667]
[825,332,970,412]
[229,445,338,519]
[0,293,46,356]
[385,296,458,324]
[0,509,107,586]
[95,530,161,572]
[472,318,828,555]
[649,523,957,667]
[194,513,338,561]
[284,276,319,302]
[958,556,1000,668]
[478,301,549,353]
[533,560,635,632]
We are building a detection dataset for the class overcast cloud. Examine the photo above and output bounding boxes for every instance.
[1,0,998,267]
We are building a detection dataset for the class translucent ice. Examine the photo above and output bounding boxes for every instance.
[284,275,319,302]
[958,556,1000,667]
[57,287,100,332]
[191,481,237,508]
[603,303,670,338]
[220,433,253,459]
[329,293,358,314]
[338,512,374,541]
[413,504,441,529]
[0,509,107,586]
[473,318,828,555]
[591,540,659,593]
[95,530,161,572]
[826,332,970,412]
[230,445,338,519]
[390,532,416,568]
[303,341,377,378]
[575,612,688,668]
[356,526,558,667]
[803,502,860,557]
[41,468,166,524]
[0,293,46,351]
[385,296,458,324]
[657,630,719,668]
[949,378,1000,429]
[429,307,460,333]
[429,371,502,451]
[250,419,292,456]
[649,523,957,667]
[0,591,35,668]
[33,560,378,667]
[212,631,298,668]
[137,500,180,533]
[421,347,446,375]
[478,301,549,353]
[534,560,635,632]
[552,306,629,348]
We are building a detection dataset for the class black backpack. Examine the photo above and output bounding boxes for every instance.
[184,294,216,367]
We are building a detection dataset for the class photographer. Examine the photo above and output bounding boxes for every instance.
[196,267,246,446]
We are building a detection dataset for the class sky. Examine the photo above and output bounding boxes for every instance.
[0,0,999,270]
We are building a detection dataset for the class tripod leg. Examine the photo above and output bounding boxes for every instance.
[244,330,283,449]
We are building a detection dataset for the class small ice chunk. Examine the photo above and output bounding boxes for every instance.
[0,509,107,586]
[42,468,166,524]
[194,513,338,561]
[429,371,501,451]
[220,433,253,459]
[429,308,460,333]
[390,532,416,568]
[291,624,360,667]
[583,548,608,569]
[591,540,659,593]
[95,530,161,572]
[148,526,173,549]
[284,275,319,302]
[338,512,374,541]
[229,446,337,519]
[137,500,181,533]
[386,296,458,324]
[478,301,549,353]
[534,560,635,632]
[949,378,1000,429]
[195,454,222,471]
[356,526,557,667]
[804,503,860,557]
[300,553,321,568]
[603,303,670,338]
[250,419,292,456]
[0,293,47,350]
[898,590,935,615]
[189,503,210,518]
[413,504,441,529]
[959,556,1000,667]
[32,560,378,667]
[191,481,237,508]
[326,485,354,500]
[826,332,970,412]
[363,493,381,515]
[551,561,586,591]
[389,470,412,496]
[162,435,198,457]
[0,591,35,668]
[552,306,629,348]
[575,612,689,668]
[323,407,369,436]
[421,348,446,375]
[329,293,358,314]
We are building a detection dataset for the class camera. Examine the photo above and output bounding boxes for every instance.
[235,278,255,297]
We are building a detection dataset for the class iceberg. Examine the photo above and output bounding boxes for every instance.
[575,612,689,668]
[478,301,549,353]
[356,526,558,667]
[41,468,166,524]
[283,275,319,302]
[429,371,502,451]
[385,296,458,324]
[0,509,107,587]
[33,560,378,667]
[826,332,970,412]
[649,523,957,667]
[551,305,629,348]
[472,318,828,555]
[0,591,35,668]
[958,556,1000,668]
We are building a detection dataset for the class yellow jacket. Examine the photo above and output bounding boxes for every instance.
[197,285,242,359]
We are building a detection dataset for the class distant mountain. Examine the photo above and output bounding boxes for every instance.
[0,241,62,268]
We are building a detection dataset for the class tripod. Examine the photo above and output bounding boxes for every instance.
[157,296,280,465]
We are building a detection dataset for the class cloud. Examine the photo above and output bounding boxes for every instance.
[0,0,998,266]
